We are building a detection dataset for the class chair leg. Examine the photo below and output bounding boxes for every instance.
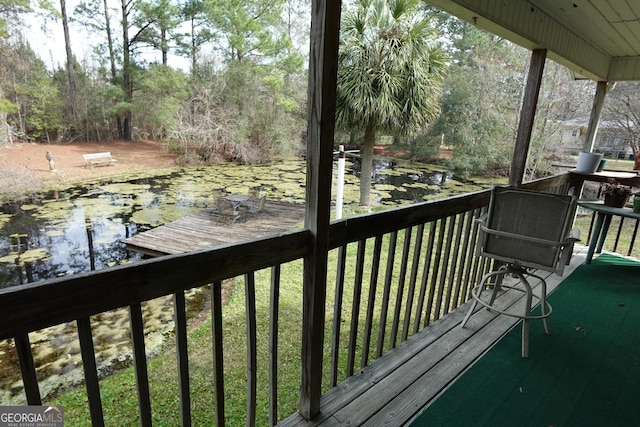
[517,272,533,358]
[464,266,552,358]
[525,271,551,336]
[541,278,550,335]
[460,269,506,328]
[460,298,478,328]
[487,268,506,306]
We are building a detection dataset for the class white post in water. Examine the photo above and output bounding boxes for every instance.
[336,145,345,219]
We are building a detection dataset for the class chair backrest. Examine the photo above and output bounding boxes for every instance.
[256,195,267,212]
[217,198,237,216]
[480,186,576,271]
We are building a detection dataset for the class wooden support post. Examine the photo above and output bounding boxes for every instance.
[574,81,610,199]
[300,0,342,420]
[510,49,546,187]
[583,81,608,153]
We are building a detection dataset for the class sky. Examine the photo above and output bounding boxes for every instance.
[24,0,190,72]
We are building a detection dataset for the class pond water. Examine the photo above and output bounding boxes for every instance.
[0,157,498,289]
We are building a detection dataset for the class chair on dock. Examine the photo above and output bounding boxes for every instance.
[246,194,267,218]
[212,198,245,223]
[460,186,579,357]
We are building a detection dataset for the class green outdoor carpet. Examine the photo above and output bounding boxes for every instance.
[412,253,640,427]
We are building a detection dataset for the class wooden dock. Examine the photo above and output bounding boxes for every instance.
[124,200,305,256]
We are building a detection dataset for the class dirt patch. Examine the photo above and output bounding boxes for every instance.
[0,140,179,199]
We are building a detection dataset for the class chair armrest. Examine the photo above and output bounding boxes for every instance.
[558,227,581,270]
[480,225,568,248]
[568,227,580,242]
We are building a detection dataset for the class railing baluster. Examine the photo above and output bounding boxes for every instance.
[347,240,366,377]
[425,219,446,325]
[173,291,191,426]
[442,214,461,315]
[211,282,225,427]
[629,220,639,256]
[453,210,474,308]
[390,228,412,349]
[330,246,347,386]
[77,317,104,427]
[415,221,436,333]
[402,224,424,341]
[245,273,257,427]
[466,208,486,302]
[269,265,281,426]
[376,231,397,358]
[361,235,382,368]
[433,217,452,322]
[129,302,152,427]
[14,333,41,405]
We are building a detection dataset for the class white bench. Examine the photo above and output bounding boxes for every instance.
[83,152,118,169]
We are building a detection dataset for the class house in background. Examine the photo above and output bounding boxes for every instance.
[558,118,632,158]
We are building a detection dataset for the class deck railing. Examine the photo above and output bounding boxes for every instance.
[581,179,640,258]
[0,173,585,426]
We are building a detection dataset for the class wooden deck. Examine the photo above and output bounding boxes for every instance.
[124,200,305,256]
[278,246,589,426]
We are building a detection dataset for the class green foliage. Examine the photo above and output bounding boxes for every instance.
[222,59,304,160]
[136,0,182,60]
[426,17,525,177]
[403,132,441,161]
[135,64,190,139]
[2,0,309,153]
[336,0,448,136]
[336,0,448,204]
[0,0,32,38]
[110,102,134,119]
[205,0,286,62]
[168,60,305,164]
[445,141,509,177]
[0,98,18,114]
[12,50,64,141]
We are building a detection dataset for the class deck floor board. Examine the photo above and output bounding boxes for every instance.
[124,201,305,256]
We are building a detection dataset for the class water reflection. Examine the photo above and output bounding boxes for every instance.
[0,157,492,288]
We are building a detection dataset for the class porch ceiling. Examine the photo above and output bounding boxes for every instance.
[426,0,640,82]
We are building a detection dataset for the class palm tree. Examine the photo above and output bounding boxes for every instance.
[336,0,448,206]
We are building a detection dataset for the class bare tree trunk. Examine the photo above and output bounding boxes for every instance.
[632,143,640,170]
[0,87,9,145]
[190,15,197,74]
[0,112,9,145]
[60,0,79,132]
[104,0,123,138]
[121,0,133,141]
[161,27,168,66]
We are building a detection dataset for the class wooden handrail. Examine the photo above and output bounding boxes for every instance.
[328,189,492,248]
[0,230,311,339]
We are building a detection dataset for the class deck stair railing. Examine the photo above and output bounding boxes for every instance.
[0,174,584,426]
